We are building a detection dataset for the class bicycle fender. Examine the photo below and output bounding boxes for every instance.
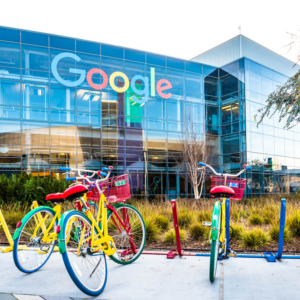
[211,201,221,241]
[57,209,83,254]
[12,206,55,241]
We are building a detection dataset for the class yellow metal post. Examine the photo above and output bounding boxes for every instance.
[0,209,14,253]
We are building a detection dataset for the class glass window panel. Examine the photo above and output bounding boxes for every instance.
[147,130,167,150]
[125,49,145,63]
[22,121,49,146]
[76,89,101,113]
[146,53,166,66]
[186,62,202,74]
[0,28,20,42]
[23,108,49,121]
[222,105,231,124]
[0,144,21,157]
[250,132,263,153]
[0,80,20,106]
[207,106,219,126]
[0,41,20,69]
[0,119,21,145]
[50,110,75,123]
[22,83,48,108]
[295,141,300,159]
[21,31,48,47]
[168,132,181,151]
[263,135,274,155]
[167,69,184,90]
[185,102,205,123]
[77,126,101,147]
[77,112,101,125]
[50,123,76,147]
[76,40,100,55]
[285,139,294,157]
[261,76,273,96]
[101,57,123,91]
[204,76,218,96]
[147,119,165,130]
[50,36,75,50]
[167,58,184,70]
[168,121,181,132]
[185,92,203,103]
[222,134,239,154]
[221,74,238,96]
[274,137,285,156]
[0,106,20,119]
[101,44,123,59]
[124,61,145,79]
[285,130,294,140]
[146,98,164,119]
[185,72,202,93]
[261,66,273,79]
[51,146,76,163]
[167,100,183,121]
[125,128,144,148]
[249,60,261,74]
[50,85,75,110]
[21,69,49,84]
[232,103,239,122]
[203,65,217,76]
[263,125,274,136]
[248,71,261,94]
[21,44,49,71]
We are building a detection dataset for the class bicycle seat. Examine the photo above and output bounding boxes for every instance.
[63,185,89,201]
[210,186,235,198]
[46,193,65,203]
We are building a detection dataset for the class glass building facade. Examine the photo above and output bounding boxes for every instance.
[0,26,297,199]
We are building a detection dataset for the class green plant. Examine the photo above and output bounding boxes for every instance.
[240,228,270,250]
[164,229,187,243]
[144,218,160,241]
[189,223,206,239]
[248,214,263,225]
[269,225,292,242]
[262,205,280,224]
[287,212,300,237]
[230,224,244,240]
[154,215,170,231]
[178,209,194,228]
[197,211,211,223]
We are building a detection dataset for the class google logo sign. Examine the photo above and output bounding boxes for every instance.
[51,52,173,104]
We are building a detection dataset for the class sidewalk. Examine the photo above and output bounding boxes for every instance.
[0,252,299,300]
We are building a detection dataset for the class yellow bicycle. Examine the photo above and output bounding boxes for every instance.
[56,167,146,296]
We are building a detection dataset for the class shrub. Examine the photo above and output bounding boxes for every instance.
[197,211,211,223]
[230,224,244,240]
[178,209,194,228]
[287,212,300,237]
[240,228,270,250]
[144,218,160,241]
[164,229,187,243]
[262,205,280,224]
[269,225,292,242]
[248,214,263,225]
[154,215,170,231]
[189,223,206,239]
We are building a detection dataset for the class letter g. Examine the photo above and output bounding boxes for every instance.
[51,52,86,87]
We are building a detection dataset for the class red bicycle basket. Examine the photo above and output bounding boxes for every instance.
[211,176,246,201]
[87,174,131,204]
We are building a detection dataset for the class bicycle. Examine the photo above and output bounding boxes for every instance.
[56,167,146,296]
[198,162,251,283]
[12,168,99,274]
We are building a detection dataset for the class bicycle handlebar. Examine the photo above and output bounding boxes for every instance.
[198,162,252,178]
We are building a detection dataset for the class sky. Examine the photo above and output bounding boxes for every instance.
[1,0,300,63]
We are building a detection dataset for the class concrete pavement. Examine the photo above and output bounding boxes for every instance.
[0,252,299,299]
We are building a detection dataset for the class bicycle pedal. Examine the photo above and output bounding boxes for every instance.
[228,251,237,258]
[202,221,212,227]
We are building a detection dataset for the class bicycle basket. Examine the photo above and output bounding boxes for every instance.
[87,174,131,204]
[211,176,246,201]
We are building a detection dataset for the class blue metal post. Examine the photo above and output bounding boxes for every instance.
[225,198,230,252]
[275,198,286,259]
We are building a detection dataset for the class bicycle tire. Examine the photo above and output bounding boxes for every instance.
[59,210,107,296]
[13,208,57,273]
[209,202,221,283]
[107,204,146,265]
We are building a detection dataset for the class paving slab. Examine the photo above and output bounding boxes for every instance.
[0,252,300,299]
[0,252,220,300]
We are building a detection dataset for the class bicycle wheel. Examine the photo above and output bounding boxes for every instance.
[13,208,57,273]
[107,203,146,264]
[209,202,221,283]
[60,211,107,296]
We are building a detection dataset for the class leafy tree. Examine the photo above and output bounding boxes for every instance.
[256,32,300,128]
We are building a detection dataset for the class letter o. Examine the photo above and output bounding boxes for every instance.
[87,68,108,90]
[109,72,129,93]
